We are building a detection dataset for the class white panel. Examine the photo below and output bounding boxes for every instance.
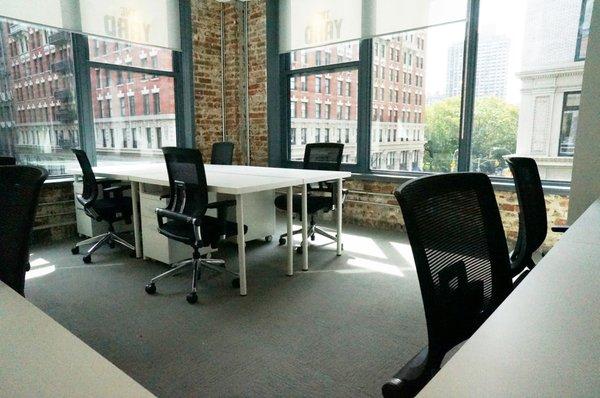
[78,0,180,50]
[279,0,362,53]
[279,0,467,53]
[0,0,180,50]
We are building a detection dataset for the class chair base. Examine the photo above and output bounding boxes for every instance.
[278,222,339,252]
[72,231,134,263]
[145,253,238,304]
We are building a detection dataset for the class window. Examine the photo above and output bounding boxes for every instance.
[468,0,591,180]
[153,92,161,114]
[287,42,359,163]
[120,97,126,117]
[0,19,79,176]
[143,94,150,115]
[129,96,136,116]
[559,92,581,157]
[576,0,594,61]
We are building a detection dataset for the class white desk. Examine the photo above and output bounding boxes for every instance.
[71,163,349,295]
[419,200,600,397]
[0,281,154,398]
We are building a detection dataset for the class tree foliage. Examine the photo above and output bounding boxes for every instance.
[423,96,518,174]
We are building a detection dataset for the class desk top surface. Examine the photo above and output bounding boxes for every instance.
[0,281,154,398]
[70,163,350,194]
[419,200,600,397]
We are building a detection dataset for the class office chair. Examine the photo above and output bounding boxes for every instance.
[0,166,48,295]
[70,149,134,263]
[0,156,16,165]
[506,157,568,283]
[382,173,513,398]
[144,147,247,304]
[274,143,346,254]
[211,141,234,165]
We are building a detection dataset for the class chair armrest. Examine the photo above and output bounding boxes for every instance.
[156,208,197,226]
[382,346,431,398]
[206,199,237,209]
[551,225,569,233]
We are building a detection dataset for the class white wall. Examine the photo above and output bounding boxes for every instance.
[568,0,600,221]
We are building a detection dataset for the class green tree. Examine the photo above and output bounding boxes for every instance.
[423,96,518,174]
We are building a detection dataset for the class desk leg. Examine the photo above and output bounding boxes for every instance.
[131,181,143,258]
[236,194,247,296]
[286,186,294,276]
[302,184,308,271]
[336,178,343,256]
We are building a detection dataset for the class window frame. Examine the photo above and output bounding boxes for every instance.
[558,91,581,157]
[267,0,573,187]
[575,0,593,61]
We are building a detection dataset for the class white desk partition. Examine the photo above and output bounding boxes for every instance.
[0,281,154,398]
[70,164,349,296]
[418,200,600,397]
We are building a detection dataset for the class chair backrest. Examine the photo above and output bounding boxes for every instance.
[395,173,513,367]
[71,149,98,206]
[211,142,234,165]
[162,147,209,218]
[0,156,16,165]
[0,166,48,295]
[303,143,344,171]
[506,157,547,274]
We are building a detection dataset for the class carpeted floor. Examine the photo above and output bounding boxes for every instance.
[25,219,426,397]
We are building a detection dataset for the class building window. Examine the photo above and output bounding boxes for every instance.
[153,92,161,114]
[120,97,126,117]
[576,0,594,61]
[559,92,581,157]
[143,94,150,115]
[129,96,136,116]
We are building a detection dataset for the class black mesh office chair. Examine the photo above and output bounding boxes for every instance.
[144,147,247,304]
[0,166,48,295]
[506,156,568,282]
[382,173,513,397]
[274,143,346,254]
[70,149,134,263]
[211,141,234,165]
[0,156,16,165]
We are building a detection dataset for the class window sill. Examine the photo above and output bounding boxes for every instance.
[349,172,570,196]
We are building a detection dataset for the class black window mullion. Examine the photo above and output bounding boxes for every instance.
[457,0,480,172]
[72,34,96,165]
[356,38,373,173]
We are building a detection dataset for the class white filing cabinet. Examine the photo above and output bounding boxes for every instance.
[139,183,199,265]
[219,190,275,242]
[73,180,133,238]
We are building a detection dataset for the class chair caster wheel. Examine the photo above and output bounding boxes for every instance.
[311,234,315,241]
[83,255,92,264]
[265,235,273,242]
[145,283,156,295]
[186,292,198,304]
[231,278,240,288]
[130,251,137,258]
[71,246,79,255]
[109,242,115,249]
[278,237,286,246]
[296,246,303,254]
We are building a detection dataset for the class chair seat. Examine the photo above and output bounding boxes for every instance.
[159,215,247,246]
[274,193,333,215]
[92,197,133,222]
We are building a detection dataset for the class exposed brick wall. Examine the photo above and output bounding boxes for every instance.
[32,181,77,243]
[191,0,268,166]
[323,179,569,252]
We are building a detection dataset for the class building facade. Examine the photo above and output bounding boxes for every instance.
[289,31,427,172]
[515,0,591,181]
[0,19,176,174]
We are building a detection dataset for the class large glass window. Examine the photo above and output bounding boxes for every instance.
[288,42,359,163]
[88,37,176,166]
[0,18,79,176]
[370,22,465,173]
[470,0,590,181]
[279,0,592,183]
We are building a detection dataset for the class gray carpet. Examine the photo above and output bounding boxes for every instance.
[25,219,426,397]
